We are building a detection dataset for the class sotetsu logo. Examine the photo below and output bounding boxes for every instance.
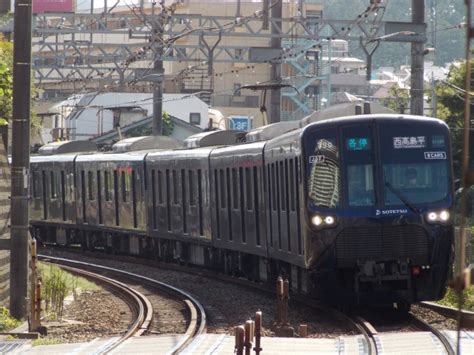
[376,209,408,216]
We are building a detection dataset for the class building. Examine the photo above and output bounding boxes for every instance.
[43,92,209,142]
[27,1,371,135]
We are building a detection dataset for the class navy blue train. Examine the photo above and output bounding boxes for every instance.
[30,113,454,308]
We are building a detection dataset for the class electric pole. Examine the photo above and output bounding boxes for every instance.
[10,0,32,319]
[269,0,282,124]
[152,0,165,136]
[410,0,425,115]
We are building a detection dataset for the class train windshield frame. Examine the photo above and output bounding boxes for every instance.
[303,118,452,212]
[378,121,451,208]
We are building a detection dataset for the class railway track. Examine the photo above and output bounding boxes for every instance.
[40,247,469,355]
[351,311,456,355]
[39,255,207,354]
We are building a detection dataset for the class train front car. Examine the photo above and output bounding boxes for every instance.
[301,115,454,307]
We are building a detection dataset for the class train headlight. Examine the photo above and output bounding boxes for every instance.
[311,214,336,228]
[312,215,323,226]
[426,210,450,223]
[427,212,437,222]
[439,210,450,222]
[324,216,335,225]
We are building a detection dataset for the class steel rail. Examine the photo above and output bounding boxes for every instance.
[39,255,206,354]
[408,314,456,355]
[349,315,379,355]
[39,259,153,353]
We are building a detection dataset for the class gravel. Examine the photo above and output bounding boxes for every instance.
[39,248,353,340]
[43,289,130,343]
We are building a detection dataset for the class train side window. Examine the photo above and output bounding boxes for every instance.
[132,169,137,228]
[245,167,252,211]
[173,170,178,204]
[253,166,261,246]
[232,168,238,210]
[239,167,246,243]
[121,170,128,202]
[220,169,226,208]
[280,160,286,211]
[181,169,187,234]
[226,167,233,241]
[289,159,296,211]
[32,171,38,198]
[189,170,195,206]
[81,170,86,219]
[50,171,56,199]
[214,169,221,239]
[113,170,119,225]
[88,171,95,200]
[271,163,277,211]
[166,169,171,231]
[197,169,203,236]
[104,171,110,201]
[158,170,163,204]
[151,170,157,228]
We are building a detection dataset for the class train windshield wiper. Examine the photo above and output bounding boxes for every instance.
[384,181,419,213]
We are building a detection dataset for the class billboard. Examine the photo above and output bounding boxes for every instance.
[229,116,253,132]
[32,0,75,14]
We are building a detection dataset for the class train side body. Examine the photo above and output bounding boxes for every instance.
[209,142,267,256]
[145,148,213,243]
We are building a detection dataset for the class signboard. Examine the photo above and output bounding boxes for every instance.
[229,116,252,132]
[346,137,370,151]
[32,0,75,14]
[393,136,426,149]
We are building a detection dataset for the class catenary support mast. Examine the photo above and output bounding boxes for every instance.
[410,0,425,115]
[10,0,32,319]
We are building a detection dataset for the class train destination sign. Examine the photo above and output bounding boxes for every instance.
[346,137,370,151]
[393,136,426,149]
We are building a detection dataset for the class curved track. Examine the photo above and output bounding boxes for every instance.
[39,255,207,354]
[349,311,456,355]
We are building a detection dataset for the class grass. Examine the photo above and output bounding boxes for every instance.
[38,262,100,320]
[0,307,21,331]
[438,286,474,311]
[31,338,63,346]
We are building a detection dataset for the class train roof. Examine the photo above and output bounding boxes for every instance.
[30,154,80,163]
[209,141,266,157]
[146,146,215,160]
[184,130,246,148]
[245,121,300,142]
[112,135,181,152]
[303,114,449,129]
[37,140,97,155]
[75,150,148,162]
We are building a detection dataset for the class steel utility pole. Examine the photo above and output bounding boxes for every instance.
[410,0,425,115]
[10,0,32,319]
[269,0,282,124]
[152,0,165,136]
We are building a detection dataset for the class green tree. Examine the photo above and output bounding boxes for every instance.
[381,86,410,114]
[125,111,174,137]
[0,37,42,140]
[0,40,13,126]
[434,61,470,178]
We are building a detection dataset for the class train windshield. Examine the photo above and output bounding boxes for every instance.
[379,121,450,206]
[306,128,341,209]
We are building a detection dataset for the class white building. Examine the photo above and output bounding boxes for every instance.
[45,92,209,142]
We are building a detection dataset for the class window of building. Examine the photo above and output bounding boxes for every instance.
[234,83,242,96]
[190,112,201,125]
